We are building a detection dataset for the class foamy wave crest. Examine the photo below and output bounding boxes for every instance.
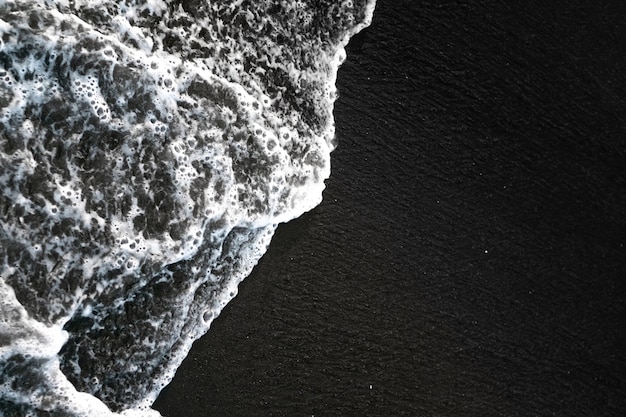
[0,0,375,415]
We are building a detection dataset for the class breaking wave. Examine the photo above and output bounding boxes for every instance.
[0,0,375,415]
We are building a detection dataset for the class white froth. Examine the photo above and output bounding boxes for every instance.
[0,0,377,415]
[71,74,112,123]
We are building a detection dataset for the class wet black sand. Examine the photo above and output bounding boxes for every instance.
[154,1,626,415]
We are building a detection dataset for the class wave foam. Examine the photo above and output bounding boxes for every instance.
[0,0,376,415]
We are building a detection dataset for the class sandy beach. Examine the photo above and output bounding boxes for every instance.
[154,1,626,415]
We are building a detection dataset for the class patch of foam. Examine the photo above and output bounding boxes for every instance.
[0,278,66,359]
[0,0,377,415]
[0,278,106,416]
[71,74,112,123]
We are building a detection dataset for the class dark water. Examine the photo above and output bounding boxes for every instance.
[154,0,626,416]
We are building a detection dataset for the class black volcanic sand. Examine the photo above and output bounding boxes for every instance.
[153,1,626,416]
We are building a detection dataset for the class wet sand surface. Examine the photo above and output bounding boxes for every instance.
[154,1,626,415]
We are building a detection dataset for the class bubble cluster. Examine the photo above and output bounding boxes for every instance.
[71,74,112,123]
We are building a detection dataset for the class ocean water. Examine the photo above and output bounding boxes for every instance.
[0,1,376,415]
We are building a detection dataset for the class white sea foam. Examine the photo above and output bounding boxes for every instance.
[0,0,376,415]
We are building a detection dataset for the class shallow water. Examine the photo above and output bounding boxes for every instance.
[0,1,375,415]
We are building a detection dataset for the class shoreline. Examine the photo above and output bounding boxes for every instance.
[154,1,626,415]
